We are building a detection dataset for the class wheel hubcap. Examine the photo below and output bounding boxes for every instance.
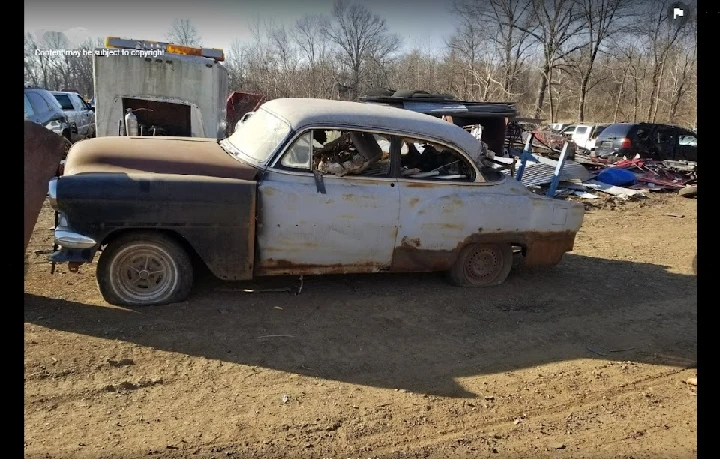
[111,245,176,302]
[464,246,502,284]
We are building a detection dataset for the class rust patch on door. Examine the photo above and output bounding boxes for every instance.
[256,258,385,276]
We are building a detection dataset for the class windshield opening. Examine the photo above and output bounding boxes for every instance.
[225,108,291,165]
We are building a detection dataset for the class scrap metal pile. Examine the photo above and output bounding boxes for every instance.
[495,146,697,204]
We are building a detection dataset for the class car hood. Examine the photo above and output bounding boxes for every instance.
[63,136,259,181]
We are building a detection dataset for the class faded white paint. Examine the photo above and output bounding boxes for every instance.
[255,167,584,274]
[396,179,584,253]
[256,171,400,274]
[93,53,228,139]
[242,99,585,274]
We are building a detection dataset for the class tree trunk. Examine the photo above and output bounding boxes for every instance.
[534,63,551,119]
[613,71,627,123]
[651,61,666,123]
[577,72,591,122]
[632,70,639,122]
[646,61,661,121]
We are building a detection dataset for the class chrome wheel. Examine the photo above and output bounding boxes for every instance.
[109,243,178,303]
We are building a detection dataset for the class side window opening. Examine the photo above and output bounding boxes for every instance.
[314,129,391,177]
[278,128,393,177]
[280,131,313,170]
[397,137,477,182]
[679,135,697,146]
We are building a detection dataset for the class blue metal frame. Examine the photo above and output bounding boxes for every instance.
[546,142,570,197]
[515,133,539,182]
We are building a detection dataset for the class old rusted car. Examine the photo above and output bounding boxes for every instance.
[48,98,585,306]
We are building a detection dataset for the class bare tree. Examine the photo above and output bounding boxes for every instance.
[567,0,634,121]
[41,31,72,90]
[450,0,535,98]
[666,14,696,122]
[445,19,484,99]
[225,39,247,90]
[166,19,202,46]
[512,0,586,118]
[633,0,691,121]
[292,15,330,67]
[322,0,401,99]
[268,25,297,72]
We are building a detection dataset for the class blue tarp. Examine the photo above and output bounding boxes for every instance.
[596,167,637,187]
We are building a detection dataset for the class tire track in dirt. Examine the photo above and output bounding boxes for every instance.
[364,366,695,455]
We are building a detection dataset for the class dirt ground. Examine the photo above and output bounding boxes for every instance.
[24,192,697,459]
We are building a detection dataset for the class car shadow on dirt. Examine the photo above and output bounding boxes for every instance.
[24,253,697,398]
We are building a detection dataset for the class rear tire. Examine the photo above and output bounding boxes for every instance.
[679,186,697,198]
[97,232,193,306]
[448,243,513,287]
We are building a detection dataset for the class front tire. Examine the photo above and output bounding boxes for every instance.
[448,243,513,287]
[97,232,193,306]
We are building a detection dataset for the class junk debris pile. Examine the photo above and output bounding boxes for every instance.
[497,145,697,207]
[314,131,386,177]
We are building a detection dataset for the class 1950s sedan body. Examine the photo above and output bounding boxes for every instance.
[48,98,584,306]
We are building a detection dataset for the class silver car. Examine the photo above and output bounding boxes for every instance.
[24,86,70,140]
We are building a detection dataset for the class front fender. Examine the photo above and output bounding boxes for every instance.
[54,172,257,280]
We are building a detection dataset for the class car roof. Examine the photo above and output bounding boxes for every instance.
[260,98,484,156]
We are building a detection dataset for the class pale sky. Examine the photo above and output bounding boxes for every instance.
[24,0,458,56]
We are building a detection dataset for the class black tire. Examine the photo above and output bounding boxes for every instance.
[679,186,697,198]
[97,232,193,306]
[448,243,513,287]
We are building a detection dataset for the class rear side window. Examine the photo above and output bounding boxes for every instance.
[597,124,632,139]
[24,94,34,117]
[54,94,74,110]
[27,91,51,113]
[575,126,588,134]
[593,125,608,137]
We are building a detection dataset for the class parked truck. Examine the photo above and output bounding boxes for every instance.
[93,37,229,139]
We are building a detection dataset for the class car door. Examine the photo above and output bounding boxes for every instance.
[255,127,400,276]
[70,94,89,136]
[572,125,590,148]
[676,130,697,161]
[391,134,516,272]
[654,125,677,160]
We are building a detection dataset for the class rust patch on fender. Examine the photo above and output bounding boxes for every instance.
[390,230,578,272]
[401,236,421,248]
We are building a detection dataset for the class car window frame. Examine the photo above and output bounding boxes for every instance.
[268,125,486,185]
